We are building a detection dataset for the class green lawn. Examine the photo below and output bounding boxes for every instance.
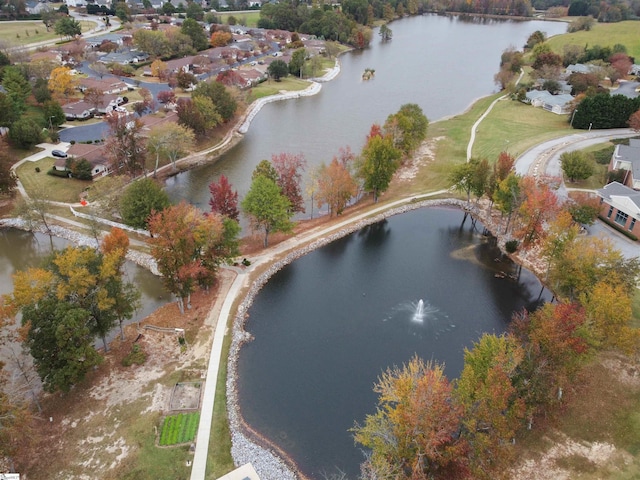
[246,76,311,102]
[16,157,91,203]
[546,20,640,59]
[0,20,97,46]
[214,11,260,28]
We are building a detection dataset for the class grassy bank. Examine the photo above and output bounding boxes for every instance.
[0,20,97,46]
[546,20,640,59]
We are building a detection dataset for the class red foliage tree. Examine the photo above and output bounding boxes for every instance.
[516,176,559,245]
[208,174,239,221]
[272,152,307,214]
[317,157,358,216]
[156,90,176,105]
[216,69,244,88]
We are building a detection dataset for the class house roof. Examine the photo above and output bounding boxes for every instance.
[78,77,128,92]
[67,143,109,169]
[598,181,640,212]
[525,90,573,107]
[613,142,640,181]
[63,100,94,115]
[566,63,599,75]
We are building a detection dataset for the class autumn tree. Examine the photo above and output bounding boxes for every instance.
[209,174,239,221]
[384,103,429,156]
[133,87,154,116]
[148,202,237,313]
[83,87,104,113]
[157,90,176,105]
[358,125,401,202]
[119,177,171,229]
[100,227,141,341]
[177,97,220,136]
[511,303,590,413]
[560,151,594,182]
[146,122,195,175]
[241,174,293,248]
[515,176,559,245]
[609,52,632,84]
[48,66,77,100]
[272,152,306,214]
[104,113,147,177]
[354,356,470,480]
[456,334,526,479]
[210,30,232,47]
[493,172,522,234]
[150,59,168,78]
[316,157,358,216]
[181,18,209,51]
[547,235,640,302]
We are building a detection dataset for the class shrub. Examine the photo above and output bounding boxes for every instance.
[122,344,146,367]
[35,167,40,173]
[505,239,519,253]
[47,168,70,178]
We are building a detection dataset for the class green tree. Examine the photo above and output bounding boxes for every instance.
[384,103,428,155]
[42,99,65,128]
[493,172,522,234]
[379,23,392,40]
[353,356,470,480]
[54,17,81,39]
[192,80,237,122]
[252,159,278,183]
[0,144,17,196]
[0,93,18,127]
[241,175,293,247]
[289,48,306,77]
[9,118,43,149]
[268,59,289,81]
[560,151,594,182]
[119,178,171,229]
[181,18,209,51]
[359,126,401,202]
[2,67,31,114]
[186,1,204,20]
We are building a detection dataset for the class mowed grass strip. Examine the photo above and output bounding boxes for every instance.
[16,157,91,203]
[214,11,260,27]
[546,20,640,59]
[159,412,200,446]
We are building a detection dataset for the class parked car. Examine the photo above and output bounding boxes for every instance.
[51,150,67,158]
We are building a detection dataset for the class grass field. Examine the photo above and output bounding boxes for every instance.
[546,20,640,59]
[16,157,91,203]
[214,11,260,28]
[0,20,97,46]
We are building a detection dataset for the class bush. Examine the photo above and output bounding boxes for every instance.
[35,167,40,173]
[122,344,146,366]
[47,168,70,178]
[505,239,519,253]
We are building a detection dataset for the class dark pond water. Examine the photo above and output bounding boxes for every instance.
[237,207,549,479]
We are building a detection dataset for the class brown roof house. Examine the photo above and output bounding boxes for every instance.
[53,143,110,178]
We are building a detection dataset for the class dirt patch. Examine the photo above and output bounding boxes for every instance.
[169,382,202,410]
[396,136,444,182]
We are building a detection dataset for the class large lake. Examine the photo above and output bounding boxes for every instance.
[237,208,548,478]
[165,15,566,212]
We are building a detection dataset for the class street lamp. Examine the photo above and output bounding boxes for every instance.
[570,108,578,127]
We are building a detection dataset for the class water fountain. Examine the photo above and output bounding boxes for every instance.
[413,299,426,323]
